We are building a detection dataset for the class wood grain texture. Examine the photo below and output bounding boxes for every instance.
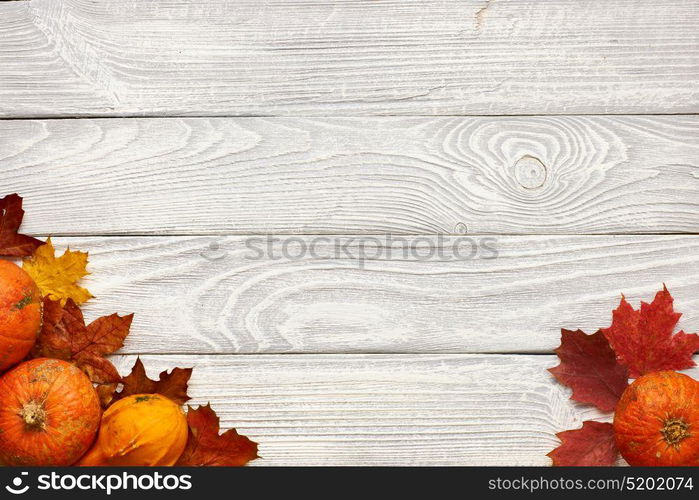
[1,0,698,117]
[5,116,699,235]
[42,235,699,354]
[110,354,699,465]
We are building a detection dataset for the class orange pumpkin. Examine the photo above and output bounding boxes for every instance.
[0,260,42,372]
[0,358,101,466]
[78,394,188,466]
[614,371,699,466]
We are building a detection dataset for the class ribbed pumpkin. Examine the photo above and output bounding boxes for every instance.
[614,371,699,466]
[0,260,42,372]
[0,358,101,466]
[78,394,188,466]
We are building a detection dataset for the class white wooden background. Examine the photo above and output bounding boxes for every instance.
[2,0,699,465]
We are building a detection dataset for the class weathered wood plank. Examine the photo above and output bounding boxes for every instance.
[41,235,699,354]
[5,116,699,235]
[1,0,698,117]
[110,354,698,465]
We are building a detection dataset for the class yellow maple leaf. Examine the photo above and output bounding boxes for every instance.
[23,237,93,305]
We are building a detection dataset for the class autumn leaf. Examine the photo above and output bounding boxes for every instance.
[96,383,120,408]
[110,357,192,407]
[548,421,618,466]
[23,237,93,305]
[0,193,43,256]
[549,329,629,412]
[176,405,259,466]
[602,286,699,378]
[31,297,132,384]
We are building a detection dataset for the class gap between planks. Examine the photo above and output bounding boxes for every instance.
[121,352,559,356]
[21,232,699,237]
[2,113,699,121]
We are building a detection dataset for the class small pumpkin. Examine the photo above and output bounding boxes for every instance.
[614,371,699,466]
[78,393,188,466]
[0,260,42,372]
[0,358,101,466]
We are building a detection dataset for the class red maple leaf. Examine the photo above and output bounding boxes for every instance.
[548,421,618,466]
[31,298,133,385]
[602,286,699,378]
[549,329,629,412]
[0,194,42,256]
[176,405,259,467]
[109,357,192,407]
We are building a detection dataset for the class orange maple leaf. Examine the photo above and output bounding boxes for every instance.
[176,405,259,466]
[31,298,133,385]
[602,286,699,377]
[23,237,93,305]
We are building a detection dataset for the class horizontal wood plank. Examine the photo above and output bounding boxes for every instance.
[40,235,699,354]
[1,0,698,117]
[111,354,699,465]
[5,116,699,235]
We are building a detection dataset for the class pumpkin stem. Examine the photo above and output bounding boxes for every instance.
[18,400,47,431]
[660,417,690,448]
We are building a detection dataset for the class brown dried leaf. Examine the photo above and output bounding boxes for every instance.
[176,404,259,467]
[111,357,192,406]
[0,193,42,257]
[31,297,133,384]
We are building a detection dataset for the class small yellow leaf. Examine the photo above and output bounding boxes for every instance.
[23,237,93,305]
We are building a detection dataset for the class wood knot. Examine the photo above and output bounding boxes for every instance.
[453,222,468,234]
[513,155,547,190]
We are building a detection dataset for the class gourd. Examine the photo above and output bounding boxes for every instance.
[0,358,102,466]
[0,260,42,372]
[78,393,188,466]
[614,371,699,466]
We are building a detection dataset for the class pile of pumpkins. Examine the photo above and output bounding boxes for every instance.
[0,260,187,466]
